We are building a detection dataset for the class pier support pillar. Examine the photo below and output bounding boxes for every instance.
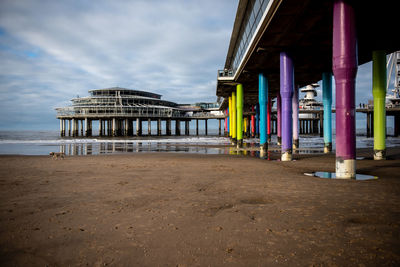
[232,91,237,144]
[333,0,358,178]
[255,104,260,138]
[395,115,400,137]
[292,86,299,149]
[228,97,232,139]
[166,119,171,136]
[136,118,142,136]
[372,50,386,160]
[185,120,190,136]
[158,119,162,136]
[175,120,180,136]
[205,119,208,136]
[323,72,333,153]
[259,73,268,157]
[124,119,128,136]
[225,109,228,136]
[71,119,75,137]
[80,120,83,136]
[236,84,244,148]
[148,118,152,136]
[251,106,255,138]
[112,118,117,137]
[85,118,89,137]
[99,119,103,137]
[267,97,272,144]
[277,93,282,145]
[218,119,221,136]
[59,119,63,136]
[196,119,199,136]
[280,52,294,161]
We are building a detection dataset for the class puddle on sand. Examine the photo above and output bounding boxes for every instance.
[304,172,378,180]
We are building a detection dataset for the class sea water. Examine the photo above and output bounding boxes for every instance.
[0,130,399,156]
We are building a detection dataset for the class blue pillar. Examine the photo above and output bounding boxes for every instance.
[322,72,332,153]
[259,73,268,157]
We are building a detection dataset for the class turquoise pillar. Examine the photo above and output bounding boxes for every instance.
[322,72,332,153]
[259,73,268,157]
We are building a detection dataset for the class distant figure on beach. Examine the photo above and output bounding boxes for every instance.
[49,152,65,159]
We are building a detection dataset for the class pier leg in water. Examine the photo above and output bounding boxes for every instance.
[373,50,386,160]
[280,52,294,161]
[136,118,142,136]
[166,119,171,136]
[292,86,299,149]
[175,120,180,136]
[236,84,243,148]
[158,119,161,136]
[218,119,221,136]
[232,91,237,145]
[205,119,208,136]
[148,119,151,136]
[251,106,255,138]
[112,118,117,137]
[267,97,272,144]
[323,72,333,153]
[277,93,282,146]
[333,0,357,178]
[259,73,268,157]
[196,119,199,136]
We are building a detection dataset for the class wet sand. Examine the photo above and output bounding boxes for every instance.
[0,148,400,266]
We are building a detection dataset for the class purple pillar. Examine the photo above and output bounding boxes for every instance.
[333,0,358,178]
[277,93,282,145]
[292,85,299,148]
[280,52,294,161]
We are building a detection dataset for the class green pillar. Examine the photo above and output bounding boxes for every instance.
[372,50,386,160]
[232,91,237,144]
[236,84,243,148]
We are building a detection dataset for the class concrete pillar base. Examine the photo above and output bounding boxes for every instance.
[281,150,292,161]
[293,139,299,149]
[373,150,386,160]
[260,144,268,158]
[335,159,356,179]
[324,143,332,153]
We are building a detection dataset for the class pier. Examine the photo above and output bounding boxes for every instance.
[56,87,225,137]
[218,0,400,178]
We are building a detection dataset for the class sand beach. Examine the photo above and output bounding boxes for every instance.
[0,148,400,266]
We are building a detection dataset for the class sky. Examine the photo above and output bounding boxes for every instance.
[0,0,394,131]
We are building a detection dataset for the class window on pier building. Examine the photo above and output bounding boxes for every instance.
[230,0,269,74]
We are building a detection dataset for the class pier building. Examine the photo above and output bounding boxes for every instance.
[218,0,400,178]
[56,87,225,137]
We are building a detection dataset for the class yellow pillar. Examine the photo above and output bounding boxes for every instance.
[232,91,237,144]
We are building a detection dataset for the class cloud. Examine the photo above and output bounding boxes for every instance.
[0,0,238,129]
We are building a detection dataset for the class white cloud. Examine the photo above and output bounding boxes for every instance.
[0,0,238,129]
